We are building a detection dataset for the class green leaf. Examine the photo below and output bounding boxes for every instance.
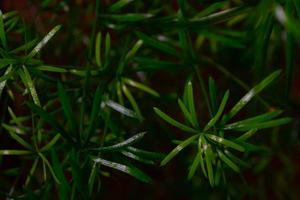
[38,152,60,184]
[126,146,165,160]
[51,150,70,199]
[226,118,292,131]
[205,134,245,152]
[153,107,198,133]
[198,136,207,177]
[40,134,61,152]
[186,82,199,128]
[2,123,32,149]
[188,151,202,180]
[95,32,102,67]
[122,83,143,121]
[222,70,281,123]
[178,99,196,128]
[0,149,31,155]
[224,111,283,130]
[161,134,199,166]
[10,38,39,54]
[125,40,143,62]
[109,0,134,12]
[0,58,17,69]
[2,11,17,20]
[24,157,39,186]
[123,78,159,97]
[1,123,25,135]
[69,150,89,199]
[204,90,229,131]
[105,100,137,118]
[93,158,152,183]
[285,25,294,97]
[26,102,75,145]
[57,82,78,139]
[120,150,155,165]
[202,30,245,48]
[201,136,214,186]
[235,129,258,142]
[86,87,102,142]
[18,65,41,106]
[224,150,249,168]
[136,32,178,56]
[36,65,68,73]
[90,132,146,152]
[7,106,24,128]
[214,160,222,186]
[0,65,12,98]
[0,10,7,48]
[105,13,153,22]
[105,33,111,63]
[217,150,240,173]
[194,2,227,18]
[27,25,61,59]
[190,6,250,27]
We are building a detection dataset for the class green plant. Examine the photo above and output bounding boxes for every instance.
[0,0,299,199]
[154,71,291,186]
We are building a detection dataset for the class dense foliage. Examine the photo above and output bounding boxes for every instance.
[0,0,299,199]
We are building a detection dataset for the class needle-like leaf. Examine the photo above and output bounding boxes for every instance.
[136,31,178,56]
[51,150,70,199]
[0,149,31,155]
[226,118,292,131]
[222,70,281,123]
[122,83,143,121]
[109,0,134,12]
[186,82,199,128]
[105,100,137,118]
[120,150,155,165]
[90,132,146,152]
[36,65,68,73]
[0,10,7,49]
[40,134,61,152]
[217,150,240,173]
[38,152,60,184]
[93,158,152,183]
[18,65,41,106]
[161,134,199,166]
[26,102,75,145]
[224,111,283,130]
[201,136,214,186]
[235,129,258,142]
[10,38,39,54]
[154,107,198,133]
[86,87,102,142]
[205,134,245,152]
[2,123,31,149]
[123,78,159,97]
[57,82,78,139]
[188,151,202,180]
[178,99,196,127]
[95,32,102,67]
[0,65,12,98]
[27,25,61,59]
[204,90,229,131]
[125,40,143,62]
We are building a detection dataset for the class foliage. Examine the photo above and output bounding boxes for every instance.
[0,0,299,199]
